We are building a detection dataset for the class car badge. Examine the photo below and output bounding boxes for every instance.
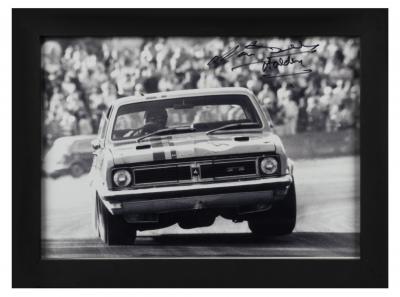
[192,168,200,176]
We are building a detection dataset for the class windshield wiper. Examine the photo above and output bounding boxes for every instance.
[137,126,196,142]
[206,122,260,135]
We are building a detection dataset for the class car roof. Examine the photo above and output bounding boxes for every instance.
[53,135,97,145]
[111,87,255,108]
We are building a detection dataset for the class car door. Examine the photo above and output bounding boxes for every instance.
[74,138,96,170]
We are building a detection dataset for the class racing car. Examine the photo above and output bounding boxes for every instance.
[90,87,296,245]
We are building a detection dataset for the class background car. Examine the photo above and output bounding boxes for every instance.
[43,135,97,178]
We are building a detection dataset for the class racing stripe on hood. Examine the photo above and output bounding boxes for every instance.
[168,141,177,159]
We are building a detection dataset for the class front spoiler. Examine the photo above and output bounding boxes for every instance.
[99,175,293,215]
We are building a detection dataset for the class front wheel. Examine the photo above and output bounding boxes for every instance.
[248,181,297,237]
[96,194,137,245]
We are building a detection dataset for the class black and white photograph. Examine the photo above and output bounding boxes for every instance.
[11,7,390,289]
[41,36,361,259]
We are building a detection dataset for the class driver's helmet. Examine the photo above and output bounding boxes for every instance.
[144,107,168,128]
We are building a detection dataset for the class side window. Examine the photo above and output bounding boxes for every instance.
[98,113,109,140]
[73,140,93,153]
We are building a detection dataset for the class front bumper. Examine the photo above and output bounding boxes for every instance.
[99,175,293,215]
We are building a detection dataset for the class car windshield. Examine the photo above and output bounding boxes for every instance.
[111,94,263,141]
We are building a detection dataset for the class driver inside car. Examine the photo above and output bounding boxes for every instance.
[121,107,168,139]
[141,108,168,135]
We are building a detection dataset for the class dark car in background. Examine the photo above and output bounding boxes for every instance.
[43,135,97,178]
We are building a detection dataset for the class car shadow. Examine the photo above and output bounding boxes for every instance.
[138,232,359,247]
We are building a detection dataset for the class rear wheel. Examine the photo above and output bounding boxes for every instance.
[96,194,137,245]
[70,163,85,178]
[248,181,296,237]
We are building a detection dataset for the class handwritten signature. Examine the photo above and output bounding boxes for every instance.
[207,40,319,79]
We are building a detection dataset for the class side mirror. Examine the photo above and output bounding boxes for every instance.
[91,139,101,150]
[269,121,274,128]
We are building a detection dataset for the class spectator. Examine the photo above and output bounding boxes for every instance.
[78,113,94,135]
[246,73,263,94]
[297,98,308,133]
[41,36,360,144]
[308,98,326,131]
[282,98,299,135]
[258,83,276,104]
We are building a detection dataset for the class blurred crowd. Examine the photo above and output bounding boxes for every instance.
[42,37,360,145]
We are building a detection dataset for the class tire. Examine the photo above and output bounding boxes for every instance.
[49,172,61,179]
[96,194,137,245]
[248,181,297,237]
[70,163,85,178]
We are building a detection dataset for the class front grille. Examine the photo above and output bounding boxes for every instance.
[134,165,192,185]
[125,156,264,188]
[200,159,257,179]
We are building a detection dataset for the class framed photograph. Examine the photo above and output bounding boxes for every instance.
[12,9,388,287]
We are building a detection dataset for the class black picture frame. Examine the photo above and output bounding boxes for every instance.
[12,8,388,288]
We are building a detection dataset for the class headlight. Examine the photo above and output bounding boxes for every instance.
[113,169,132,187]
[260,157,278,175]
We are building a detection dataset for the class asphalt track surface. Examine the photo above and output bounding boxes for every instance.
[42,156,360,258]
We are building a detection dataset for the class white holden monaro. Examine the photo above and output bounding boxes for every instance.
[90,87,296,245]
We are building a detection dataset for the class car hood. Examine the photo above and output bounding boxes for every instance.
[110,132,277,165]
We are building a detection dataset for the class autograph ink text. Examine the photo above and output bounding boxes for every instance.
[207,40,319,79]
